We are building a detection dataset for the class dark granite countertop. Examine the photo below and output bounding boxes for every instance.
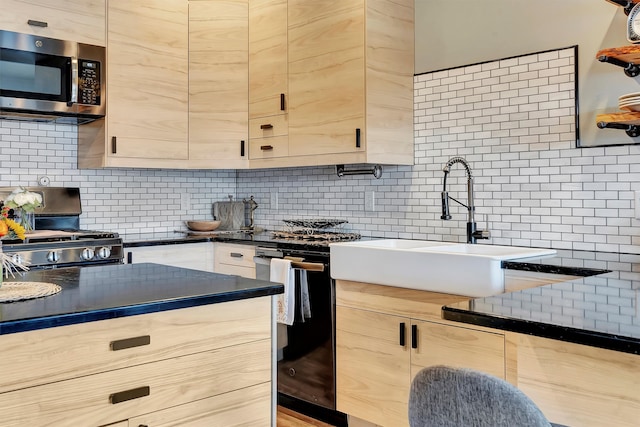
[120,234,638,354]
[0,263,283,335]
[443,250,639,355]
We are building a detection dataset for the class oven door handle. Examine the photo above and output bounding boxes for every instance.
[289,260,325,272]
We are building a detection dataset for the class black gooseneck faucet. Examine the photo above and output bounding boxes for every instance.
[441,156,490,244]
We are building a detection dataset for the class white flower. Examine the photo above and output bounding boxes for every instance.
[5,188,43,212]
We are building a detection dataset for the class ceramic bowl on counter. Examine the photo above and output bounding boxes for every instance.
[185,220,221,232]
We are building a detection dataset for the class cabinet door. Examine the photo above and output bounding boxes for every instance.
[128,382,271,426]
[0,0,106,46]
[336,306,410,427]
[107,0,189,162]
[249,0,287,120]
[188,0,249,168]
[287,0,365,157]
[125,242,214,272]
[410,320,506,381]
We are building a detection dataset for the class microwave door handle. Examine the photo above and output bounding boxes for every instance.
[69,57,78,106]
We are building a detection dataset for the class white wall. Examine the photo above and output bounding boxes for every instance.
[415,0,637,148]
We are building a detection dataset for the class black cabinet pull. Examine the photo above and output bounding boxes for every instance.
[110,335,151,351]
[260,124,273,130]
[111,136,117,154]
[260,145,274,151]
[109,386,150,404]
[355,128,361,148]
[411,324,418,349]
[230,252,243,258]
[240,140,245,157]
[27,19,48,27]
[127,252,133,264]
[280,93,286,111]
[399,322,406,346]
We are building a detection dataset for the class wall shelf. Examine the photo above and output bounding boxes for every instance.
[596,112,640,137]
[604,0,640,15]
[596,46,640,77]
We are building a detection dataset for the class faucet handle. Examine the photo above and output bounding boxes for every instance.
[473,229,491,240]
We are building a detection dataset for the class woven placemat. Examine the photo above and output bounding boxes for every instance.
[0,282,62,303]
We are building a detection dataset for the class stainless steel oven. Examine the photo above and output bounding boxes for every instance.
[0,29,105,123]
[254,245,346,425]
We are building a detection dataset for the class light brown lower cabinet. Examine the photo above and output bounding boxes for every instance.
[335,280,505,427]
[0,296,272,427]
[512,334,640,427]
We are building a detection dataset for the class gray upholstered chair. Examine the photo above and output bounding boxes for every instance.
[408,365,561,427]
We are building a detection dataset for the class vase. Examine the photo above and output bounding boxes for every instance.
[17,209,35,233]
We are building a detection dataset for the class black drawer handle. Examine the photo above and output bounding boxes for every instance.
[27,19,48,27]
[110,335,151,351]
[280,93,286,111]
[399,322,406,346]
[260,124,273,130]
[109,386,150,404]
[111,136,117,154]
[355,128,361,148]
[230,252,244,258]
[240,140,245,157]
[411,324,418,349]
[260,145,274,151]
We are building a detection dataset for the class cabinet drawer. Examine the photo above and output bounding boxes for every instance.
[0,297,270,393]
[216,263,256,279]
[0,339,272,427]
[0,0,106,46]
[215,243,256,268]
[249,115,288,138]
[129,382,271,426]
[249,135,289,159]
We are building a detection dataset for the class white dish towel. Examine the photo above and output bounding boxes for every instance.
[270,258,295,325]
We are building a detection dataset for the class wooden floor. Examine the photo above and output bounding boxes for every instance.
[277,406,336,427]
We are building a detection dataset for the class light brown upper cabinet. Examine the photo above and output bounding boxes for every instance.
[78,0,189,169]
[248,0,289,162]
[250,0,415,169]
[189,0,250,169]
[0,0,106,46]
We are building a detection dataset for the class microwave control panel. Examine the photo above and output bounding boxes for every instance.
[78,59,101,106]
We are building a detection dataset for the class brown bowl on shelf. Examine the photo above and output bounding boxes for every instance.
[185,220,221,232]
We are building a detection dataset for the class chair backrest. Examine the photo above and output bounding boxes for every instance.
[408,365,552,427]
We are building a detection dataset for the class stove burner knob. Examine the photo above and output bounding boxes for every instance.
[46,251,60,263]
[97,247,111,259]
[11,254,24,265]
[81,248,95,261]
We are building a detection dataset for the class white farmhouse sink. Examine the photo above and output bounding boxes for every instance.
[330,240,556,297]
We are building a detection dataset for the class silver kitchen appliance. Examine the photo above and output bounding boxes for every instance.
[0,29,105,124]
[0,187,122,270]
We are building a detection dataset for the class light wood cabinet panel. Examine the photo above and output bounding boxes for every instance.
[129,382,271,426]
[0,0,106,46]
[188,0,249,169]
[79,0,189,168]
[0,339,271,426]
[249,0,287,120]
[125,242,214,272]
[107,0,188,162]
[336,280,506,427]
[410,320,505,380]
[214,242,256,278]
[514,334,640,427]
[336,306,410,427]
[0,298,270,394]
[287,0,364,158]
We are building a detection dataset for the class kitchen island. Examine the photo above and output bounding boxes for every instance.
[0,263,283,426]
